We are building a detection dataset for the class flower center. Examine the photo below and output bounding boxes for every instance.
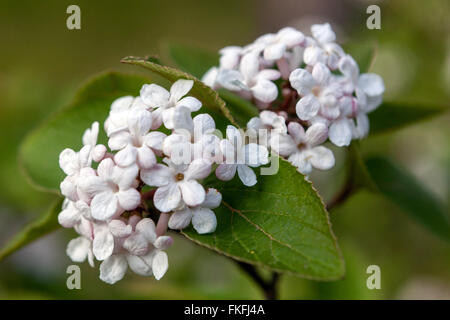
[175,173,184,181]
[311,86,321,97]
[297,142,307,150]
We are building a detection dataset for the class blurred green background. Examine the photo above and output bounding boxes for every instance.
[0,0,449,299]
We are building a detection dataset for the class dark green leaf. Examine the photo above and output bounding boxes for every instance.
[0,198,63,261]
[369,102,448,135]
[365,157,450,241]
[183,157,345,280]
[20,72,154,193]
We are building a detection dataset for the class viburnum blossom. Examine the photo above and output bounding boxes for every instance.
[216,125,269,186]
[140,79,202,129]
[168,188,222,234]
[56,22,384,285]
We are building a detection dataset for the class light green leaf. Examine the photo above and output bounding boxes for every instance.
[183,157,345,280]
[20,71,154,193]
[365,157,450,241]
[369,102,448,135]
[121,56,237,131]
[0,198,63,261]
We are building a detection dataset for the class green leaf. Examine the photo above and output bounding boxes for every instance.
[121,56,237,131]
[166,43,219,78]
[20,71,154,193]
[365,157,450,241]
[182,157,345,280]
[0,198,63,261]
[369,102,448,135]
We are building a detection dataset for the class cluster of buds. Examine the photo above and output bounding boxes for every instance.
[58,79,268,284]
[203,23,385,174]
[58,23,384,284]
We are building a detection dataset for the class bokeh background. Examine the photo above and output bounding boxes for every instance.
[0,0,449,299]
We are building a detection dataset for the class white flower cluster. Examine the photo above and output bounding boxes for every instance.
[58,79,269,284]
[203,23,385,174]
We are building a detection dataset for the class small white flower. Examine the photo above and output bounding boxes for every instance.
[247,110,287,147]
[303,23,344,69]
[163,107,221,163]
[202,66,219,89]
[140,79,202,129]
[219,46,243,69]
[168,188,221,234]
[108,108,166,169]
[289,63,341,121]
[217,51,281,103]
[140,158,211,212]
[78,158,140,221]
[216,125,269,187]
[91,219,133,261]
[271,122,335,175]
[99,218,172,284]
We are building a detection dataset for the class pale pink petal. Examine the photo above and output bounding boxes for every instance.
[305,122,328,146]
[66,237,90,263]
[311,23,336,43]
[179,180,205,207]
[311,62,331,86]
[295,94,321,120]
[152,251,168,280]
[202,188,222,209]
[126,254,152,276]
[243,143,269,167]
[99,255,128,284]
[168,208,192,230]
[308,146,335,170]
[237,164,257,186]
[176,96,202,112]
[108,131,130,150]
[329,118,352,147]
[90,191,118,221]
[59,148,78,175]
[93,228,114,261]
[140,83,170,107]
[154,183,182,212]
[251,79,278,103]
[109,220,132,238]
[215,163,237,181]
[140,164,173,187]
[145,131,166,151]
[135,218,157,243]
[136,146,156,169]
[173,106,194,132]
[264,42,286,60]
[192,207,217,234]
[170,79,194,103]
[114,144,137,167]
[123,234,149,256]
[185,158,212,180]
[117,188,141,211]
[289,68,315,95]
[287,121,306,144]
[127,108,152,136]
[154,236,173,250]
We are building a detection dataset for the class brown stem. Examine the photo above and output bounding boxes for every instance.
[235,261,280,300]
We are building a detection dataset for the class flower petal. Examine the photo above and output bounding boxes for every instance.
[329,118,352,147]
[135,218,157,243]
[202,188,222,209]
[114,144,137,167]
[179,180,205,207]
[145,131,166,152]
[117,188,141,211]
[152,251,168,280]
[127,108,152,136]
[308,146,335,170]
[154,183,182,212]
[295,94,320,120]
[109,220,132,238]
[91,191,118,221]
[123,234,149,256]
[215,163,237,181]
[289,68,315,96]
[66,237,90,263]
[126,254,152,276]
[93,227,114,261]
[358,73,385,97]
[170,79,194,103]
[251,78,278,103]
[177,96,202,112]
[311,23,336,43]
[305,122,328,146]
[136,146,156,169]
[185,158,212,180]
[168,208,193,230]
[237,164,257,187]
[99,255,128,284]
[140,83,170,107]
[140,164,173,187]
[192,207,217,234]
